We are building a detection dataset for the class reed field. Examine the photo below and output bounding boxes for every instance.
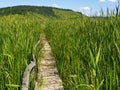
[45,16,120,90]
[0,13,44,90]
[0,6,120,90]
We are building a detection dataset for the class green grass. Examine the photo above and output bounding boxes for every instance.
[0,13,44,90]
[45,16,120,90]
[0,5,120,90]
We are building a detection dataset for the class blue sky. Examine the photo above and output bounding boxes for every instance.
[0,0,119,15]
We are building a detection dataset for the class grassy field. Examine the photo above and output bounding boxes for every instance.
[0,6,120,90]
[0,13,45,90]
[45,16,120,90]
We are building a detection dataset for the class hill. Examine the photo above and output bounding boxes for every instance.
[0,5,84,19]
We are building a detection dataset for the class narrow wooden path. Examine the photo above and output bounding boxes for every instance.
[35,34,64,90]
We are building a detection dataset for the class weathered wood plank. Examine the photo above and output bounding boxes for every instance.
[36,33,64,90]
[22,61,35,90]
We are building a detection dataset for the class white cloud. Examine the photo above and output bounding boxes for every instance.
[52,3,60,8]
[108,0,117,2]
[99,0,117,2]
[80,7,91,11]
[80,6,91,16]
[99,0,106,2]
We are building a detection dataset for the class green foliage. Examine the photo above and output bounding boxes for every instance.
[45,15,120,90]
[0,13,43,90]
[0,5,120,90]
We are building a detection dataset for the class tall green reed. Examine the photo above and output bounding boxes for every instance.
[0,13,43,90]
[45,14,120,90]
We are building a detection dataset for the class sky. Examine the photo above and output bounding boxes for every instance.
[0,0,119,16]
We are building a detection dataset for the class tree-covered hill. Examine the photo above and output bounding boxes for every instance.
[0,5,84,19]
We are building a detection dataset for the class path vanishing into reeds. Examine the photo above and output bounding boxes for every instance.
[35,33,64,90]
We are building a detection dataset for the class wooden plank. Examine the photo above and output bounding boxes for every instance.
[36,33,64,90]
[22,61,35,90]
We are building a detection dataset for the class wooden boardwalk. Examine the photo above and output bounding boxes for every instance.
[35,34,64,90]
